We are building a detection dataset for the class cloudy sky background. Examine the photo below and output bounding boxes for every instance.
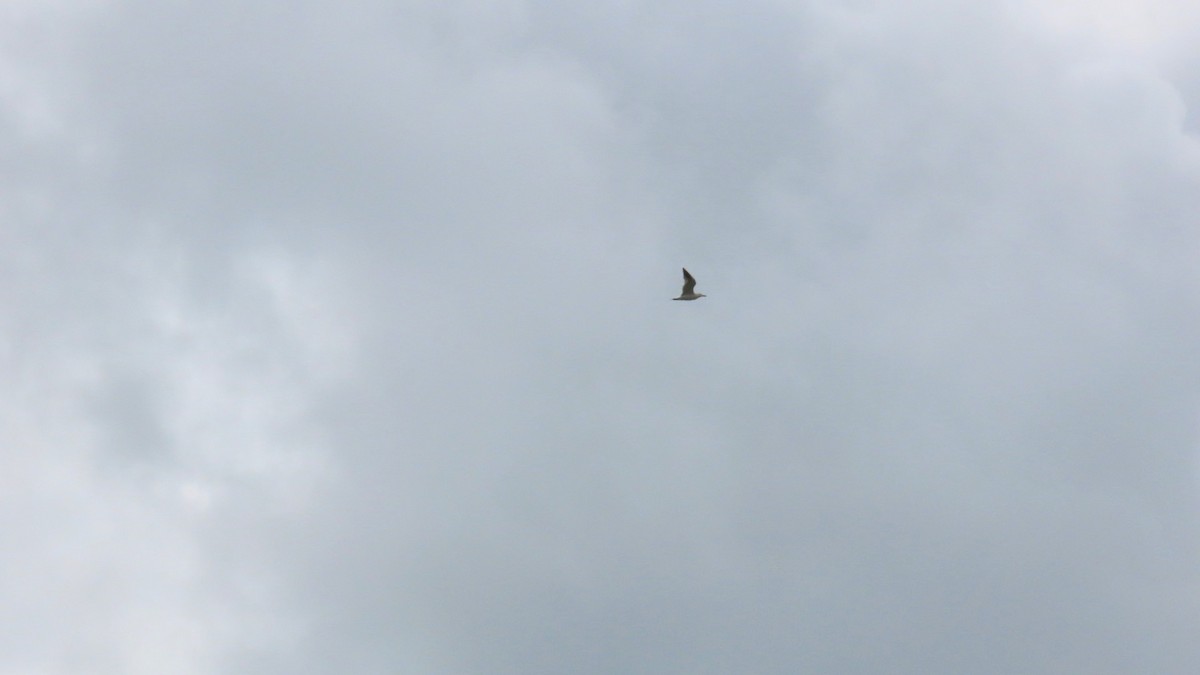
[3,0,1200,672]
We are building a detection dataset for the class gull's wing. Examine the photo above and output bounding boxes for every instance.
[681,268,697,295]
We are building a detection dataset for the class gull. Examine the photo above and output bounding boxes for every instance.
[673,268,706,301]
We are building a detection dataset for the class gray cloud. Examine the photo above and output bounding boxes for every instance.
[3,1,1200,673]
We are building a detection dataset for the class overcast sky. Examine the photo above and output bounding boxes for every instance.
[3,1,1200,673]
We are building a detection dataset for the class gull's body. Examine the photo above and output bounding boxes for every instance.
[673,268,706,301]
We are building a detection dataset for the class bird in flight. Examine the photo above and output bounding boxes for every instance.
[673,268,706,301]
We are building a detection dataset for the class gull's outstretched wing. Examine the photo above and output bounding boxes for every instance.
[681,268,697,295]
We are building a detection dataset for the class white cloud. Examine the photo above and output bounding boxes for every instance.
[1020,0,1200,59]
